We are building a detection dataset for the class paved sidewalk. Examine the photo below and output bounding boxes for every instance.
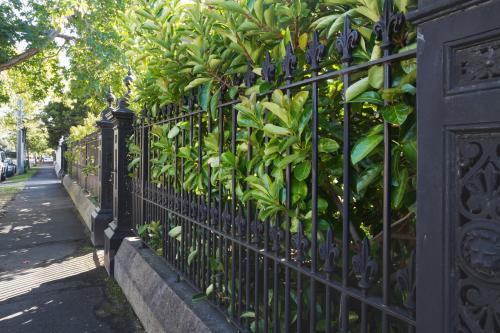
[0,166,143,333]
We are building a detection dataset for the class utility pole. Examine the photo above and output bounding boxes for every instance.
[16,99,25,174]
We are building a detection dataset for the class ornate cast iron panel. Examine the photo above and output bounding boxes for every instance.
[446,30,500,95]
[417,1,500,331]
[453,129,500,333]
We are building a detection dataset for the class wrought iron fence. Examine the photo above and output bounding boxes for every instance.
[130,6,417,333]
[68,131,100,201]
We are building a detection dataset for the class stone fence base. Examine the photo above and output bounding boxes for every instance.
[115,237,236,333]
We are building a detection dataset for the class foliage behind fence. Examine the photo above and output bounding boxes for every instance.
[66,131,100,201]
[124,0,417,332]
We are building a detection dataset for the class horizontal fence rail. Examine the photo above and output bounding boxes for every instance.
[67,131,100,201]
[130,7,417,333]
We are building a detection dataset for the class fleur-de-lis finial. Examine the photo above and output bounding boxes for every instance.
[251,219,264,243]
[190,197,198,219]
[396,250,416,310]
[222,202,231,232]
[244,63,257,88]
[282,42,297,81]
[269,225,284,253]
[336,15,360,64]
[352,238,378,289]
[262,52,276,82]
[234,209,246,238]
[306,31,326,72]
[374,0,405,50]
[199,197,208,222]
[319,228,341,274]
[292,222,310,262]
[106,87,115,108]
[210,201,219,226]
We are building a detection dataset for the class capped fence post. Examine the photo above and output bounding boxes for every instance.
[104,70,135,276]
[90,88,115,247]
[409,1,500,332]
[61,138,68,177]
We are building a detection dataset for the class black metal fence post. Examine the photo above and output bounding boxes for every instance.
[410,1,499,332]
[91,89,116,247]
[61,138,68,177]
[104,71,135,276]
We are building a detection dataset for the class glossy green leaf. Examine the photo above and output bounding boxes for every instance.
[351,134,383,165]
[380,104,413,125]
[345,77,369,102]
[368,65,383,89]
[188,248,198,265]
[184,78,212,91]
[263,124,291,136]
[294,161,311,181]
[168,225,182,238]
[349,91,384,105]
[318,138,339,153]
[167,126,180,139]
[392,168,408,209]
[262,102,289,126]
[356,165,382,193]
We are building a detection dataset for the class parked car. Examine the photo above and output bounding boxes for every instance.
[43,156,54,163]
[5,159,16,177]
[0,151,6,181]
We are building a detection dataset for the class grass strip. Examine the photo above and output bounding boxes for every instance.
[0,167,39,211]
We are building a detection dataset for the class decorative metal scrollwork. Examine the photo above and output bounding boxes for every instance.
[282,42,297,81]
[458,143,500,221]
[352,238,378,289]
[336,15,359,64]
[306,31,326,72]
[455,132,500,332]
[292,222,310,262]
[319,228,341,274]
[244,63,257,88]
[373,0,405,50]
[454,38,500,87]
[459,221,500,283]
[262,51,276,82]
[396,251,416,310]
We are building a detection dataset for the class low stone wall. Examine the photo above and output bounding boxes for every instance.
[115,237,236,333]
[62,174,96,232]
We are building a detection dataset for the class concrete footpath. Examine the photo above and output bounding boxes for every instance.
[0,166,143,333]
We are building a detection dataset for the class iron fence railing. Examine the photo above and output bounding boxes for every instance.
[130,8,417,333]
[68,131,100,201]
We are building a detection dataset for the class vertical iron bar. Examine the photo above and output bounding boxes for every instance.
[284,67,293,333]
[218,93,224,308]
[207,102,213,300]
[382,41,393,333]
[310,68,319,333]
[245,124,253,330]
[231,105,237,320]
[341,53,351,333]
